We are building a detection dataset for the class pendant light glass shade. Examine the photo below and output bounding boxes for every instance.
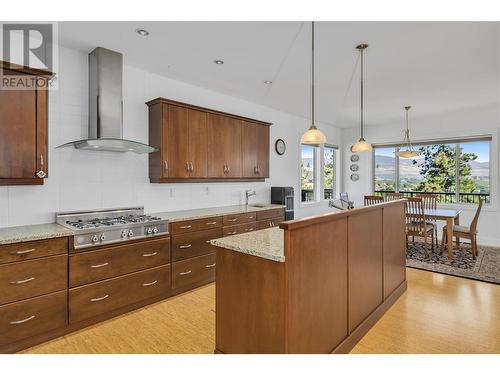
[351,43,371,153]
[300,21,326,146]
[395,106,420,158]
[301,125,327,145]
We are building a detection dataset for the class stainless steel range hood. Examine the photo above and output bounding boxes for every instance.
[56,47,157,154]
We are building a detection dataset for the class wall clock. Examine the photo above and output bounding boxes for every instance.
[350,173,360,182]
[350,164,359,172]
[275,139,286,155]
[350,154,359,162]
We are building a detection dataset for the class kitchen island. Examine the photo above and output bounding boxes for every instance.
[211,200,407,354]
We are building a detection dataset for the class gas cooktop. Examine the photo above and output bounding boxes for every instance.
[56,207,169,250]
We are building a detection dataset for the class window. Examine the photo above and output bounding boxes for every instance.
[301,144,317,202]
[323,145,336,199]
[373,138,491,204]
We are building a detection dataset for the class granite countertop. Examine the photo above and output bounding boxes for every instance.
[151,204,285,223]
[0,223,74,246]
[211,227,285,262]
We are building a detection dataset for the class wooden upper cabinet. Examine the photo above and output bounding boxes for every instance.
[207,114,242,178]
[146,98,270,182]
[0,63,52,185]
[242,122,270,178]
[167,105,208,178]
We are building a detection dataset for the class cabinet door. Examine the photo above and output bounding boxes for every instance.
[167,105,190,178]
[256,124,270,178]
[207,114,242,178]
[0,88,37,179]
[241,121,258,178]
[188,109,208,178]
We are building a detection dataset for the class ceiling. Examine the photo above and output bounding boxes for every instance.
[58,21,500,128]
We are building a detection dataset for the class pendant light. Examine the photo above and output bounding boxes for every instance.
[351,43,372,153]
[395,106,420,158]
[301,21,326,146]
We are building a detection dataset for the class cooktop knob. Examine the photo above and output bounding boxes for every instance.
[91,234,99,243]
[121,230,128,238]
[100,233,106,241]
[147,227,153,235]
[153,227,158,234]
[128,229,134,237]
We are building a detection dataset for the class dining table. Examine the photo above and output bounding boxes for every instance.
[421,208,462,260]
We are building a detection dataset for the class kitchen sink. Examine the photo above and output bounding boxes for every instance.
[248,203,271,208]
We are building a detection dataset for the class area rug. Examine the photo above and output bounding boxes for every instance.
[406,241,500,284]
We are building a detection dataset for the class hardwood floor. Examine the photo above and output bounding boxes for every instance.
[22,268,500,354]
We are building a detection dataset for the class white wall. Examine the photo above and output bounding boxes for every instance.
[342,105,500,246]
[0,46,342,228]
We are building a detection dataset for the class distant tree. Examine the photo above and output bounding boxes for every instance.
[414,144,478,193]
[324,153,334,190]
[301,162,313,189]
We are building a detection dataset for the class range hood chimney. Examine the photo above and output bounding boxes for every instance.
[56,47,157,154]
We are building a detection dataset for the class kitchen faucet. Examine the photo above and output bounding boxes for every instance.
[245,189,257,205]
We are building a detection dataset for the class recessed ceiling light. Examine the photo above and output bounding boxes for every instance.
[213,59,224,65]
[264,80,272,84]
[135,29,150,36]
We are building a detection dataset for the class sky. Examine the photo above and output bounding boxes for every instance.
[375,141,490,162]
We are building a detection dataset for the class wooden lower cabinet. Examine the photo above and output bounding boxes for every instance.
[172,254,216,290]
[0,291,67,347]
[172,228,222,262]
[69,237,170,287]
[256,217,284,230]
[223,222,257,236]
[69,265,170,323]
[0,254,67,305]
[0,237,68,265]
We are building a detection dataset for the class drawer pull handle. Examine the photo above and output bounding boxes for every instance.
[227,231,237,235]
[247,216,254,219]
[142,252,158,257]
[90,294,109,302]
[10,277,36,285]
[227,218,237,222]
[179,225,192,229]
[179,270,192,276]
[244,228,254,232]
[205,263,216,268]
[10,315,36,325]
[206,221,217,225]
[206,240,212,244]
[179,244,192,249]
[90,262,109,269]
[11,248,36,255]
[143,280,158,287]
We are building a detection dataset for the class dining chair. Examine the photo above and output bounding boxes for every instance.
[405,197,435,255]
[385,192,403,201]
[364,195,384,206]
[416,193,438,248]
[441,199,483,259]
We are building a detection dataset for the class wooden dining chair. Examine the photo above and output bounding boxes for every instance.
[416,193,438,248]
[405,197,435,255]
[364,195,384,206]
[441,199,483,259]
[385,192,403,201]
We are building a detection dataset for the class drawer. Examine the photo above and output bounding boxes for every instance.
[256,208,285,221]
[256,217,285,230]
[222,212,256,225]
[172,254,216,290]
[170,216,223,234]
[69,265,170,323]
[222,222,257,237]
[0,237,68,265]
[172,228,221,262]
[69,237,170,287]
[0,291,67,347]
[0,255,67,305]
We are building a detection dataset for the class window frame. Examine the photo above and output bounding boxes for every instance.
[372,137,492,205]
[299,143,339,205]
